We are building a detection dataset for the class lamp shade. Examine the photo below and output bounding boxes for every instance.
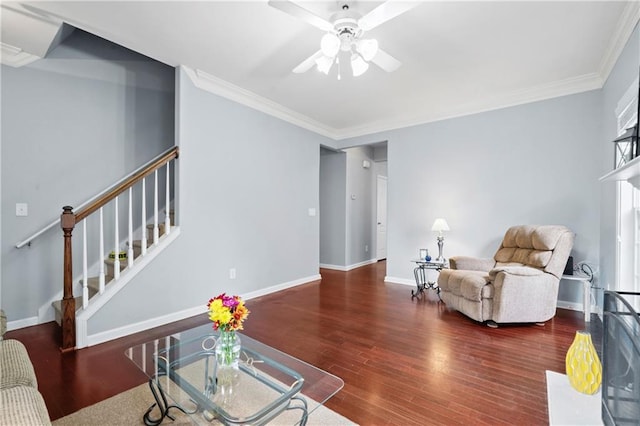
[315,55,334,75]
[431,218,450,232]
[320,33,340,58]
[356,38,379,61]
[351,54,369,77]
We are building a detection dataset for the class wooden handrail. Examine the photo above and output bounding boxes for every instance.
[76,146,179,222]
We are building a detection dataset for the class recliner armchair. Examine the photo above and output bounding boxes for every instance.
[437,225,574,327]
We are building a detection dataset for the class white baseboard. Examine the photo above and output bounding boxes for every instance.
[320,259,378,272]
[7,316,38,331]
[84,273,322,347]
[556,300,602,316]
[243,274,322,300]
[384,276,415,286]
[86,304,207,347]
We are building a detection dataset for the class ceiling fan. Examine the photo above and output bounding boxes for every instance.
[268,1,419,78]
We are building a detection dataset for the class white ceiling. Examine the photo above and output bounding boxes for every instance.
[3,1,639,139]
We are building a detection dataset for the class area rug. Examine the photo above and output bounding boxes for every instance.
[52,383,355,425]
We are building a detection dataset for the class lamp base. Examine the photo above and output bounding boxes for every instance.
[436,236,445,263]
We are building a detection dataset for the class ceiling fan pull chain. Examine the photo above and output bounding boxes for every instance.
[337,57,341,80]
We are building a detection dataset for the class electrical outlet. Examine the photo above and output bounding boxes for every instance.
[229,268,236,279]
[365,245,369,252]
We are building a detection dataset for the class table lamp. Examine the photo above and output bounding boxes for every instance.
[431,218,450,262]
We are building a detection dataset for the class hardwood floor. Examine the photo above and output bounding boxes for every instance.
[5,261,590,425]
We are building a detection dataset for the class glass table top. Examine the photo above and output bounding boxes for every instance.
[126,322,344,425]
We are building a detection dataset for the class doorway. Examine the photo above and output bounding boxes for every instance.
[318,142,387,270]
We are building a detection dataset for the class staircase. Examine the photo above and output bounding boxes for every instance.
[55,146,179,351]
[52,213,173,326]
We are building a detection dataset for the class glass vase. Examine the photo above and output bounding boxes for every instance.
[215,330,241,369]
[565,330,602,395]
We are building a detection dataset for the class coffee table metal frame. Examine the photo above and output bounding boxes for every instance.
[127,326,343,426]
[147,336,305,425]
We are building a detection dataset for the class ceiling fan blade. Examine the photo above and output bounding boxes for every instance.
[268,1,334,32]
[358,2,421,31]
[371,48,401,72]
[293,50,323,73]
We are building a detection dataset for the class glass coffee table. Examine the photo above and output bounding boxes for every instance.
[126,323,344,425]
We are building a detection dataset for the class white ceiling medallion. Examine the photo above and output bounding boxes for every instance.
[268,1,418,78]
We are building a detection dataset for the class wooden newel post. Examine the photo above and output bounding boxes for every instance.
[61,206,76,352]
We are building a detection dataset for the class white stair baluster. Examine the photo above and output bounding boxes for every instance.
[153,170,159,245]
[114,197,120,280]
[128,187,134,267]
[165,162,171,235]
[141,179,147,256]
[99,207,105,293]
[82,220,88,309]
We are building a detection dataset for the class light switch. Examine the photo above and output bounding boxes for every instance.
[16,203,28,217]
[308,208,316,217]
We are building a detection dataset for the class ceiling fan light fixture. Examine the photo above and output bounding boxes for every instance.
[320,33,340,57]
[356,38,378,62]
[351,53,369,77]
[315,55,334,75]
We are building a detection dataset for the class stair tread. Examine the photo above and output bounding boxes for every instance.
[104,258,128,268]
[82,275,115,289]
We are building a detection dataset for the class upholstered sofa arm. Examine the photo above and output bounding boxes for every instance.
[449,256,495,272]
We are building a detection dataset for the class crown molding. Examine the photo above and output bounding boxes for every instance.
[0,42,41,67]
[598,1,640,83]
[184,1,637,143]
[336,72,604,140]
[185,66,605,142]
[183,67,339,140]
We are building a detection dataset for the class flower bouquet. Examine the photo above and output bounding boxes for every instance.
[207,294,250,368]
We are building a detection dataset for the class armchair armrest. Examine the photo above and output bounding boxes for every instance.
[489,266,544,279]
[449,256,495,272]
[490,267,558,323]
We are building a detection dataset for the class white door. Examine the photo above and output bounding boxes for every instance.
[376,176,388,260]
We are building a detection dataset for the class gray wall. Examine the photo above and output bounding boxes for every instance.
[319,149,346,266]
[340,89,603,308]
[88,67,330,334]
[599,23,639,296]
[1,30,174,322]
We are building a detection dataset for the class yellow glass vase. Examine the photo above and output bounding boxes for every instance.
[565,330,602,395]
